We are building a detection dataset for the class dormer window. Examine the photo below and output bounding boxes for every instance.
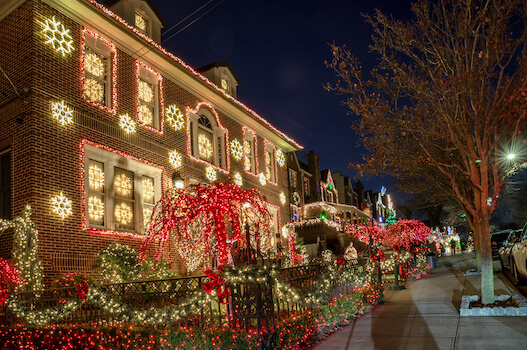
[221,77,229,93]
[135,11,149,35]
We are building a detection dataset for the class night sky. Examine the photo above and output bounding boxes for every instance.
[104,0,415,200]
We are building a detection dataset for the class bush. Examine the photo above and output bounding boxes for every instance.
[95,243,141,283]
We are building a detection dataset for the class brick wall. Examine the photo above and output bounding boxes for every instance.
[0,0,294,283]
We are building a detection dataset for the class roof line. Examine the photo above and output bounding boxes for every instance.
[87,0,303,150]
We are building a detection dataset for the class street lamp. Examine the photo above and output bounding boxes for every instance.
[507,153,516,160]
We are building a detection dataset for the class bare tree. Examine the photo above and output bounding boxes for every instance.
[326,0,527,304]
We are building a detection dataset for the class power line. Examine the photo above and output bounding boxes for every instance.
[162,0,225,44]
[161,0,215,38]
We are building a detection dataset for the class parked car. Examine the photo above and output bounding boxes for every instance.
[491,230,511,259]
[499,229,521,270]
[509,223,527,284]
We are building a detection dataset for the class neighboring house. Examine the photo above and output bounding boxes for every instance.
[289,151,371,256]
[0,0,301,280]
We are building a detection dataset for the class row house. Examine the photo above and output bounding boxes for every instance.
[287,151,372,256]
[0,0,301,280]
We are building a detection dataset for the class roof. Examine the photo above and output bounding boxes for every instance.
[321,169,329,182]
[104,0,167,27]
[88,0,302,150]
[198,61,241,85]
[299,160,310,173]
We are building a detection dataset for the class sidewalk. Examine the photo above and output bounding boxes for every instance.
[309,252,527,350]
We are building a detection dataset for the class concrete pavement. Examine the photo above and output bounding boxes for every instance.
[309,252,527,350]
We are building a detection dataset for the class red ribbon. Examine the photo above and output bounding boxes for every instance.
[203,269,228,304]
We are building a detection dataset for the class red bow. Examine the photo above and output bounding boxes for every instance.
[203,269,228,304]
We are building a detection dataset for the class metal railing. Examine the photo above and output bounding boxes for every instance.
[2,261,367,327]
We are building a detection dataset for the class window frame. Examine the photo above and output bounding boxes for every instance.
[136,61,164,134]
[288,169,297,188]
[134,11,150,36]
[263,140,277,185]
[82,142,163,236]
[186,103,229,173]
[81,28,117,114]
[243,127,257,175]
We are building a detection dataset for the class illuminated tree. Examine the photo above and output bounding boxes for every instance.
[141,182,272,271]
[326,0,527,304]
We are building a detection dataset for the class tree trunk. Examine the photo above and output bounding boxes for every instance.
[477,219,494,305]
[474,228,482,271]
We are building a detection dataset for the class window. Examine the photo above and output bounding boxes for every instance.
[83,143,162,234]
[243,128,257,174]
[82,29,116,113]
[135,11,149,35]
[264,142,276,183]
[303,176,310,195]
[137,61,163,133]
[188,104,227,171]
[0,150,11,219]
[288,169,297,188]
[266,204,280,248]
[220,76,229,93]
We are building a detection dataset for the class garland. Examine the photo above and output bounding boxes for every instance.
[7,262,375,327]
[0,206,43,292]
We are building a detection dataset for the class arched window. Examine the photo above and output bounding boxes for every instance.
[188,106,227,170]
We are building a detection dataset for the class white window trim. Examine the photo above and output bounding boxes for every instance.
[84,144,162,235]
[135,10,150,36]
[189,109,227,169]
[82,30,115,112]
[137,64,161,130]
[243,128,257,175]
[264,141,277,184]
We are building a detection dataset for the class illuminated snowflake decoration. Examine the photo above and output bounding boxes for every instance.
[233,172,243,186]
[143,178,155,202]
[51,192,72,219]
[276,149,286,167]
[88,164,105,191]
[138,105,153,125]
[205,166,217,182]
[292,191,301,205]
[198,134,214,159]
[119,114,136,134]
[88,196,104,221]
[280,192,286,205]
[84,78,104,103]
[230,139,243,161]
[51,100,73,125]
[143,207,153,231]
[138,80,154,102]
[135,13,147,32]
[115,174,133,196]
[259,172,267,186]
[84,52,104,77]
[114,202,133,225]
[165,105,184,131]
[41,16,74,56]
[169,150,182,168]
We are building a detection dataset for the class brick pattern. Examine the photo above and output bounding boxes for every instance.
[0,0,293,282]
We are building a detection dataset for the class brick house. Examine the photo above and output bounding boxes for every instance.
[0,0,301,281]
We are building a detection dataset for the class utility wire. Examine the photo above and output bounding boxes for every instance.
[161,0,215,38]
[162,0,225,44]
[0,64,21,98]
[131,0,224,61]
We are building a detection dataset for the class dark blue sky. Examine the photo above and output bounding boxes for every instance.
[116,0,415,200]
